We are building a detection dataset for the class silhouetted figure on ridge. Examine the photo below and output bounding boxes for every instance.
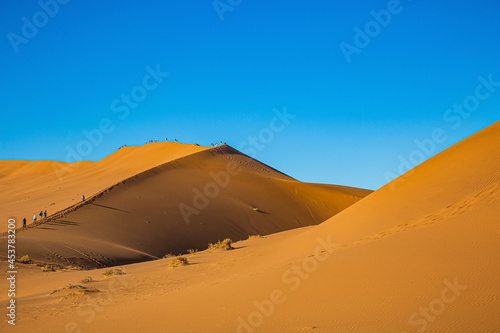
[23,217,26,228]
[33,214,37,222]
[82,194,85,202]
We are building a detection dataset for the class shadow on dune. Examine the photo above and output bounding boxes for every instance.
[45,219,81,227]
[91,203,130,213]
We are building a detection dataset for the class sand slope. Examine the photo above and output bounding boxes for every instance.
[249,120,500,332]
[1,122,498,332]
[0,142,210,233]
[2,145,370,269]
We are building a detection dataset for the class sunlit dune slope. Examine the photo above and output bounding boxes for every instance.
[222,122,500,332]
[0,142,209,233]
[5,145,370,268]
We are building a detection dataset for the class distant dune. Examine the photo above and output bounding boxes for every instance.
[0,144,370,268]
[1,122,498,332]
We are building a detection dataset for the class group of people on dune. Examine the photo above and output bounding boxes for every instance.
[211,141,226,147]
[148,138,178,144]
[118,138,227,150]
[21,194,85,229]
[22,210,47,228]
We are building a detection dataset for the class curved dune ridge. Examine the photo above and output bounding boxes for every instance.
[1,122,498,332]
[0,142,210,233]
[241,120,500,332]
[1,144,371,268]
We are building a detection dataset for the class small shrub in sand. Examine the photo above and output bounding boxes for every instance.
[19,255,32,264]
[169,256,189,268]
[163,253,176,259]
[102,268,125,278]
[208,238,234,252]
[253,207,261,212]
[41,264,55,272]
[50,284,100,300]
[62,265,83,271]
[50,284,99,295]
[80,276,95,284]
[247,234,264,240]
[187,249,198,256]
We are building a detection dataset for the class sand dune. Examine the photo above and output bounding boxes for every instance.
[242,120,500,332]
[1,144,370,269]
[1,122,498,332]
[0,142,210,233]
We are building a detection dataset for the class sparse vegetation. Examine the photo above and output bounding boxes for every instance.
[51,284,100,300]
[50,284,99,295]
[247,234,264,240]
[208,238,234,251]
[19,255,32,264]
[253,207,261,212]
[163,253,176,259]
[187,249,198,256]
[80,276,95,284]
[62,265,83,271]
[169,256,189,268]
[102,268,125,278]
[41,264,55,272]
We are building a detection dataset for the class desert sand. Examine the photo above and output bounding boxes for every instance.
[1,121,499,332]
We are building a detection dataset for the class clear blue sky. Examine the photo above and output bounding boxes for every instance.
[1,0,499,190]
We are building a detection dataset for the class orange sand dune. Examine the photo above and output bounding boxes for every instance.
[1,122,498,332]
[1,145,370,268]
[0,142,209,233]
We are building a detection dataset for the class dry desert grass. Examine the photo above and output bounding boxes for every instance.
[169,256,189,268]
[102,268,125,278]
[208,238,234,251]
